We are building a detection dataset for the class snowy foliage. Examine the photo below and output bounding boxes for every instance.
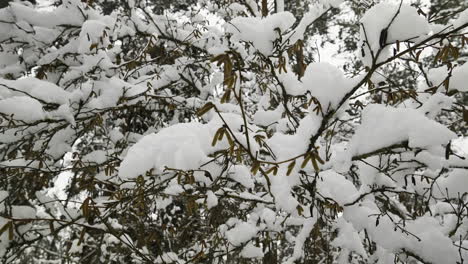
[0,0,467,263]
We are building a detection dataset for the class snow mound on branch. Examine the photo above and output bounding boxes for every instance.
[316,170,358,206]
[225,222,258,246]
[206,190,218,209]
[348,104,456,156]
[433,169,468,199]
[277,62,352,109]
[0,77,70,104]
[0,96,46,122]
[118,122,212,179]
[241,242,264,258]
[331,218,367,258]
[453,8,468,28]
[360,3,429,63]
[9,2,84,28]
[0,217,10,257]
[12,206,36,219]
[118,113,248,180]
[344,203,459,263]
[302,62,351,110]
[0,52,20,76]
[226,12,295,56]
[78,20,110,54]
[427,63,468,92]
[418,93,454,118]
[228,165,255,189]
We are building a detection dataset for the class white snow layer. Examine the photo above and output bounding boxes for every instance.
[360,3,429,64]
[427,63,468,92]
[118,122,212,179]
[348,104,456,156]
[225,222,258,246]
[0,96,46,122]
[226,12,296,55]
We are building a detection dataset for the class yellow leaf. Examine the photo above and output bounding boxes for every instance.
[286,160,296,176]
[301,153,311,168]
[251,161,260,175]
[196,102,215,117]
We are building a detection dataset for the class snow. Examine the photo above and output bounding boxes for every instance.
[316,170,358,206]
[405,217,459,264]
[226,12,296,55]
[343,202,460,263]
[275,0,284,12]
[433,169,468,199]
[348,104,457,156]
[8,2,84,28]
[68,240,83,254]
[0,217,10,258]
[0,191,7,213]
[267,114,321,160]
[277,70,305,96]
[285,217,317,263]
[241,242,264,258]
[453,8,468,28]
[360,3,429,64]
[0,77,71,104]
[302,62,351,110]
[449,63,468,92]
[0,53,19,73]
[326,0,344,8]
[0,96,46,122]
[286,4,328,44]
[225,222,258,246]
[426,63,468,92]
[118,122,213,179]
[206,190,218,209]
[0,0,466,262]
[155,252,184,264]
[82,150,108,164]
[276,62,352,111]
[50,104,75,125]
[357,157,396,191]
[109,129,124,143]
[418,93,454,118]
[12,206,36,219]
[164,184,184,196]
[78,20,110,54]
[252,108,282,127]
[46,126,75,158]
[228,165,255,189]
[332,217,367,258]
